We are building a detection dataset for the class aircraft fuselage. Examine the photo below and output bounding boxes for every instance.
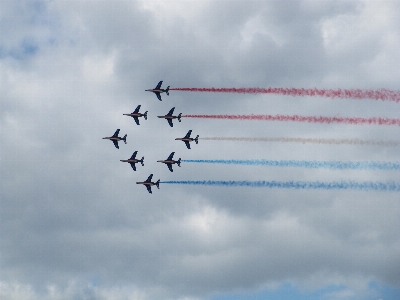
[121,159,141,163]
[124,113,144,117]
[158,115,178,119]
[146,89,166,93]
[157,159,178,164]
[136,181,156,186]
[103,137,123,141]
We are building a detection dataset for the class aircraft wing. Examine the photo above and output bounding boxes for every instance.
[167,164,173,172]
[112,129,120,137]
[155,81,163,89]
[146,185,152,194]
[113,140,119,149]
[167,119,173,127]
[184,130,192,138]
[133,117,140,125]
[130,163,137,171]
[134,105,141,113]
[184,141,191,149]
[167,107,175,115]
[146,174,153,182]
[167,152,175,160]
[155,92,162,101]
[130,151,138,159]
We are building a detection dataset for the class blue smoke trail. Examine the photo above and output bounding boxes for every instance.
[181,160,400,171]
[160,180,400,192]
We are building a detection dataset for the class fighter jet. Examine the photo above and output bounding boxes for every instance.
[157,152,181,172]
[157,107,182,127]
[120,151,144,171]
[102,129,127,149]
[136,174,160,194]
[145,80,170,101]
[123,105,148,125]
[175,130,199,149]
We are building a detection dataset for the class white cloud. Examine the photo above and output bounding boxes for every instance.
[0,281,147,300]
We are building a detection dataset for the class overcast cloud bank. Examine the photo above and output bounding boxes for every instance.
[1,1,399,299]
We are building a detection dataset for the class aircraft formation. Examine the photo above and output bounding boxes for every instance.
[103,81,197,193]
[103,81,399,193]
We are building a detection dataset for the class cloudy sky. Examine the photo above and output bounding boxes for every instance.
[1,0,400,299]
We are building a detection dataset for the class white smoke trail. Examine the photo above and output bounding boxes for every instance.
[199,137,400,147]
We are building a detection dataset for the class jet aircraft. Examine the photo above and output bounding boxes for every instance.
[175,130,199,149]
[102,129,127,149]
[157,107,182,127]
[157,152,181,172]
[120,151,144,171]
[123,105,148,125]
[136,174,160,194]
[145,80,170,101]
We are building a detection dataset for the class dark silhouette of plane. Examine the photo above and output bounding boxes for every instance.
[120,151,144,171]
[136,174,160,194]
[157,152,181,172]
[145,81,170,101]
[123,105,148,125]
[175,130,199,149]
[102,129,127,149]
[157,107,182,127]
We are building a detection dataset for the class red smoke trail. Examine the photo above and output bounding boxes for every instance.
[200,137,400,147]
[170,87,400,102]
[182,114,400,126]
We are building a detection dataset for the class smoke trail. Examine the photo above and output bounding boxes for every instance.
[183,114,400,126]
[182,160,400,171]
[160,180,400,192]
[200,137,400,147]
[169,87,400,102]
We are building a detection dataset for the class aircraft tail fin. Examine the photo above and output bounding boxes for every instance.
[166,86,170,96]
[156,180,160,189]
[178,113,182,122]
[144,111,148,120]
[177,158,181,167]
[195,135,199,144]
[123,134,127,144]
[141,157,144,166]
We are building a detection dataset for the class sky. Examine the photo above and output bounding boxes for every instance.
[1,0,400,299]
